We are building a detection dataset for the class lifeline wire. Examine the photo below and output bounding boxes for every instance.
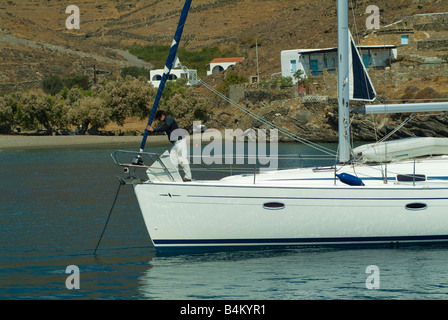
[179,64,338,158]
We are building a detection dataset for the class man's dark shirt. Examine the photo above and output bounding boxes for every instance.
[153,116,184,143]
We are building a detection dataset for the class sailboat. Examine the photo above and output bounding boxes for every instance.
[112,0,448,253]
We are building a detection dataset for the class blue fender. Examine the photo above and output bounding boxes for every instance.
[337,173,365,186]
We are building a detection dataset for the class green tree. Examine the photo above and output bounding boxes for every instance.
[95,77,156,125]
[67,96,111,134]
[160,84,211,131]
[121,66,151,80]
[42,75,64,95]
[65,75,90,91]
[42,74,91,95]
[293,70,305,83]
[16,91,53,131]
[50,94,70,130]
[0,95,17,133]
[293,69,312,86]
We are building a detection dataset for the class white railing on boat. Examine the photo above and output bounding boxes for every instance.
[111,150,180,182]
[111,150,337,183]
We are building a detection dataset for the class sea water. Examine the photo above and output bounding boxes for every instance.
[1,142,448,301]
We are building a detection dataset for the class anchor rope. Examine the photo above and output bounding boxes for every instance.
[93,180,125,255]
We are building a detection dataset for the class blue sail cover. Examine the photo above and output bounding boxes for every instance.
[140,0,192,152]
[349,32,376,102]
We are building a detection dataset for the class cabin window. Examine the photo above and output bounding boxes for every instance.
[397,174,426,182]
[263,202,285,210]
[405,203,427,211]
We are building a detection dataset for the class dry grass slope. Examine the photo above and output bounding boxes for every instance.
[1,0,448,86]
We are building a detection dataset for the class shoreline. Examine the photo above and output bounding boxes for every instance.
[0,131,333,151]
[0,134,171,151]
[0,132,229,151]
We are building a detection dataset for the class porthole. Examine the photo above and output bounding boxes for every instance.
[263,202,285,210]
[405,203,427,211]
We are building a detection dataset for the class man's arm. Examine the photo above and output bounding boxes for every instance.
[147,117,174,133]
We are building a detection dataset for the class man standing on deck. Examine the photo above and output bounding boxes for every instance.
[146,110,192,182]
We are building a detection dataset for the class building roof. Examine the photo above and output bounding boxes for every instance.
[209,57,245,64]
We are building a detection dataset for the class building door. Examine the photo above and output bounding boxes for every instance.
[363,54,370,68]
[310,60,319,75]
[212,65,224,74]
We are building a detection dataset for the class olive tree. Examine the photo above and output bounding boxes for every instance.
[95,77,156,126]
[67,96,111,134]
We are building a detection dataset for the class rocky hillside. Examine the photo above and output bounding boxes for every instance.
[2,0,448,88]
[2,0,448,142]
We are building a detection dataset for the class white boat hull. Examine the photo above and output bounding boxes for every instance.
[133,160,448,251]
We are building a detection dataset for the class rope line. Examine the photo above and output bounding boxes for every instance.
[179,64,338,157]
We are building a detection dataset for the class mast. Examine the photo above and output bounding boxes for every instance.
[139,0,192,152]
[337,0,351,163]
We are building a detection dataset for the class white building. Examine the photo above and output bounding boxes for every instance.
[149,57,198,88]
[207,57,245,76]
[149,68,198,88]
[281,45,397,83]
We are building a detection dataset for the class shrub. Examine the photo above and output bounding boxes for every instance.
[42,74,91,95]
[217,72,248,93]
[42,75,64,95]
[280,76,293,88]
[120,66,151,80]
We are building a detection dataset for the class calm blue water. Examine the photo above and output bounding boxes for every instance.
[2,142,448,301]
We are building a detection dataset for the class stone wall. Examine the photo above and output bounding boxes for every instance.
[0,80,41,94]
[403,12,448,31]
[417,39,448,51]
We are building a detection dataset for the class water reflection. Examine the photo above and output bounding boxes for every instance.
[136,245,448,300]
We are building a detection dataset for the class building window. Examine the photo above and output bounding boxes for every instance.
[290,60,297,73]
[401,35,409,45]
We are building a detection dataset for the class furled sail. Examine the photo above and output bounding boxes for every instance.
[139,0,192,152]
[349,32,376,102]
[355,101,448,115]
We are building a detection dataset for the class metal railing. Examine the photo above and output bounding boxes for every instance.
[111,150,179,182]
[111,149,338,182]
[112,150,160,168]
